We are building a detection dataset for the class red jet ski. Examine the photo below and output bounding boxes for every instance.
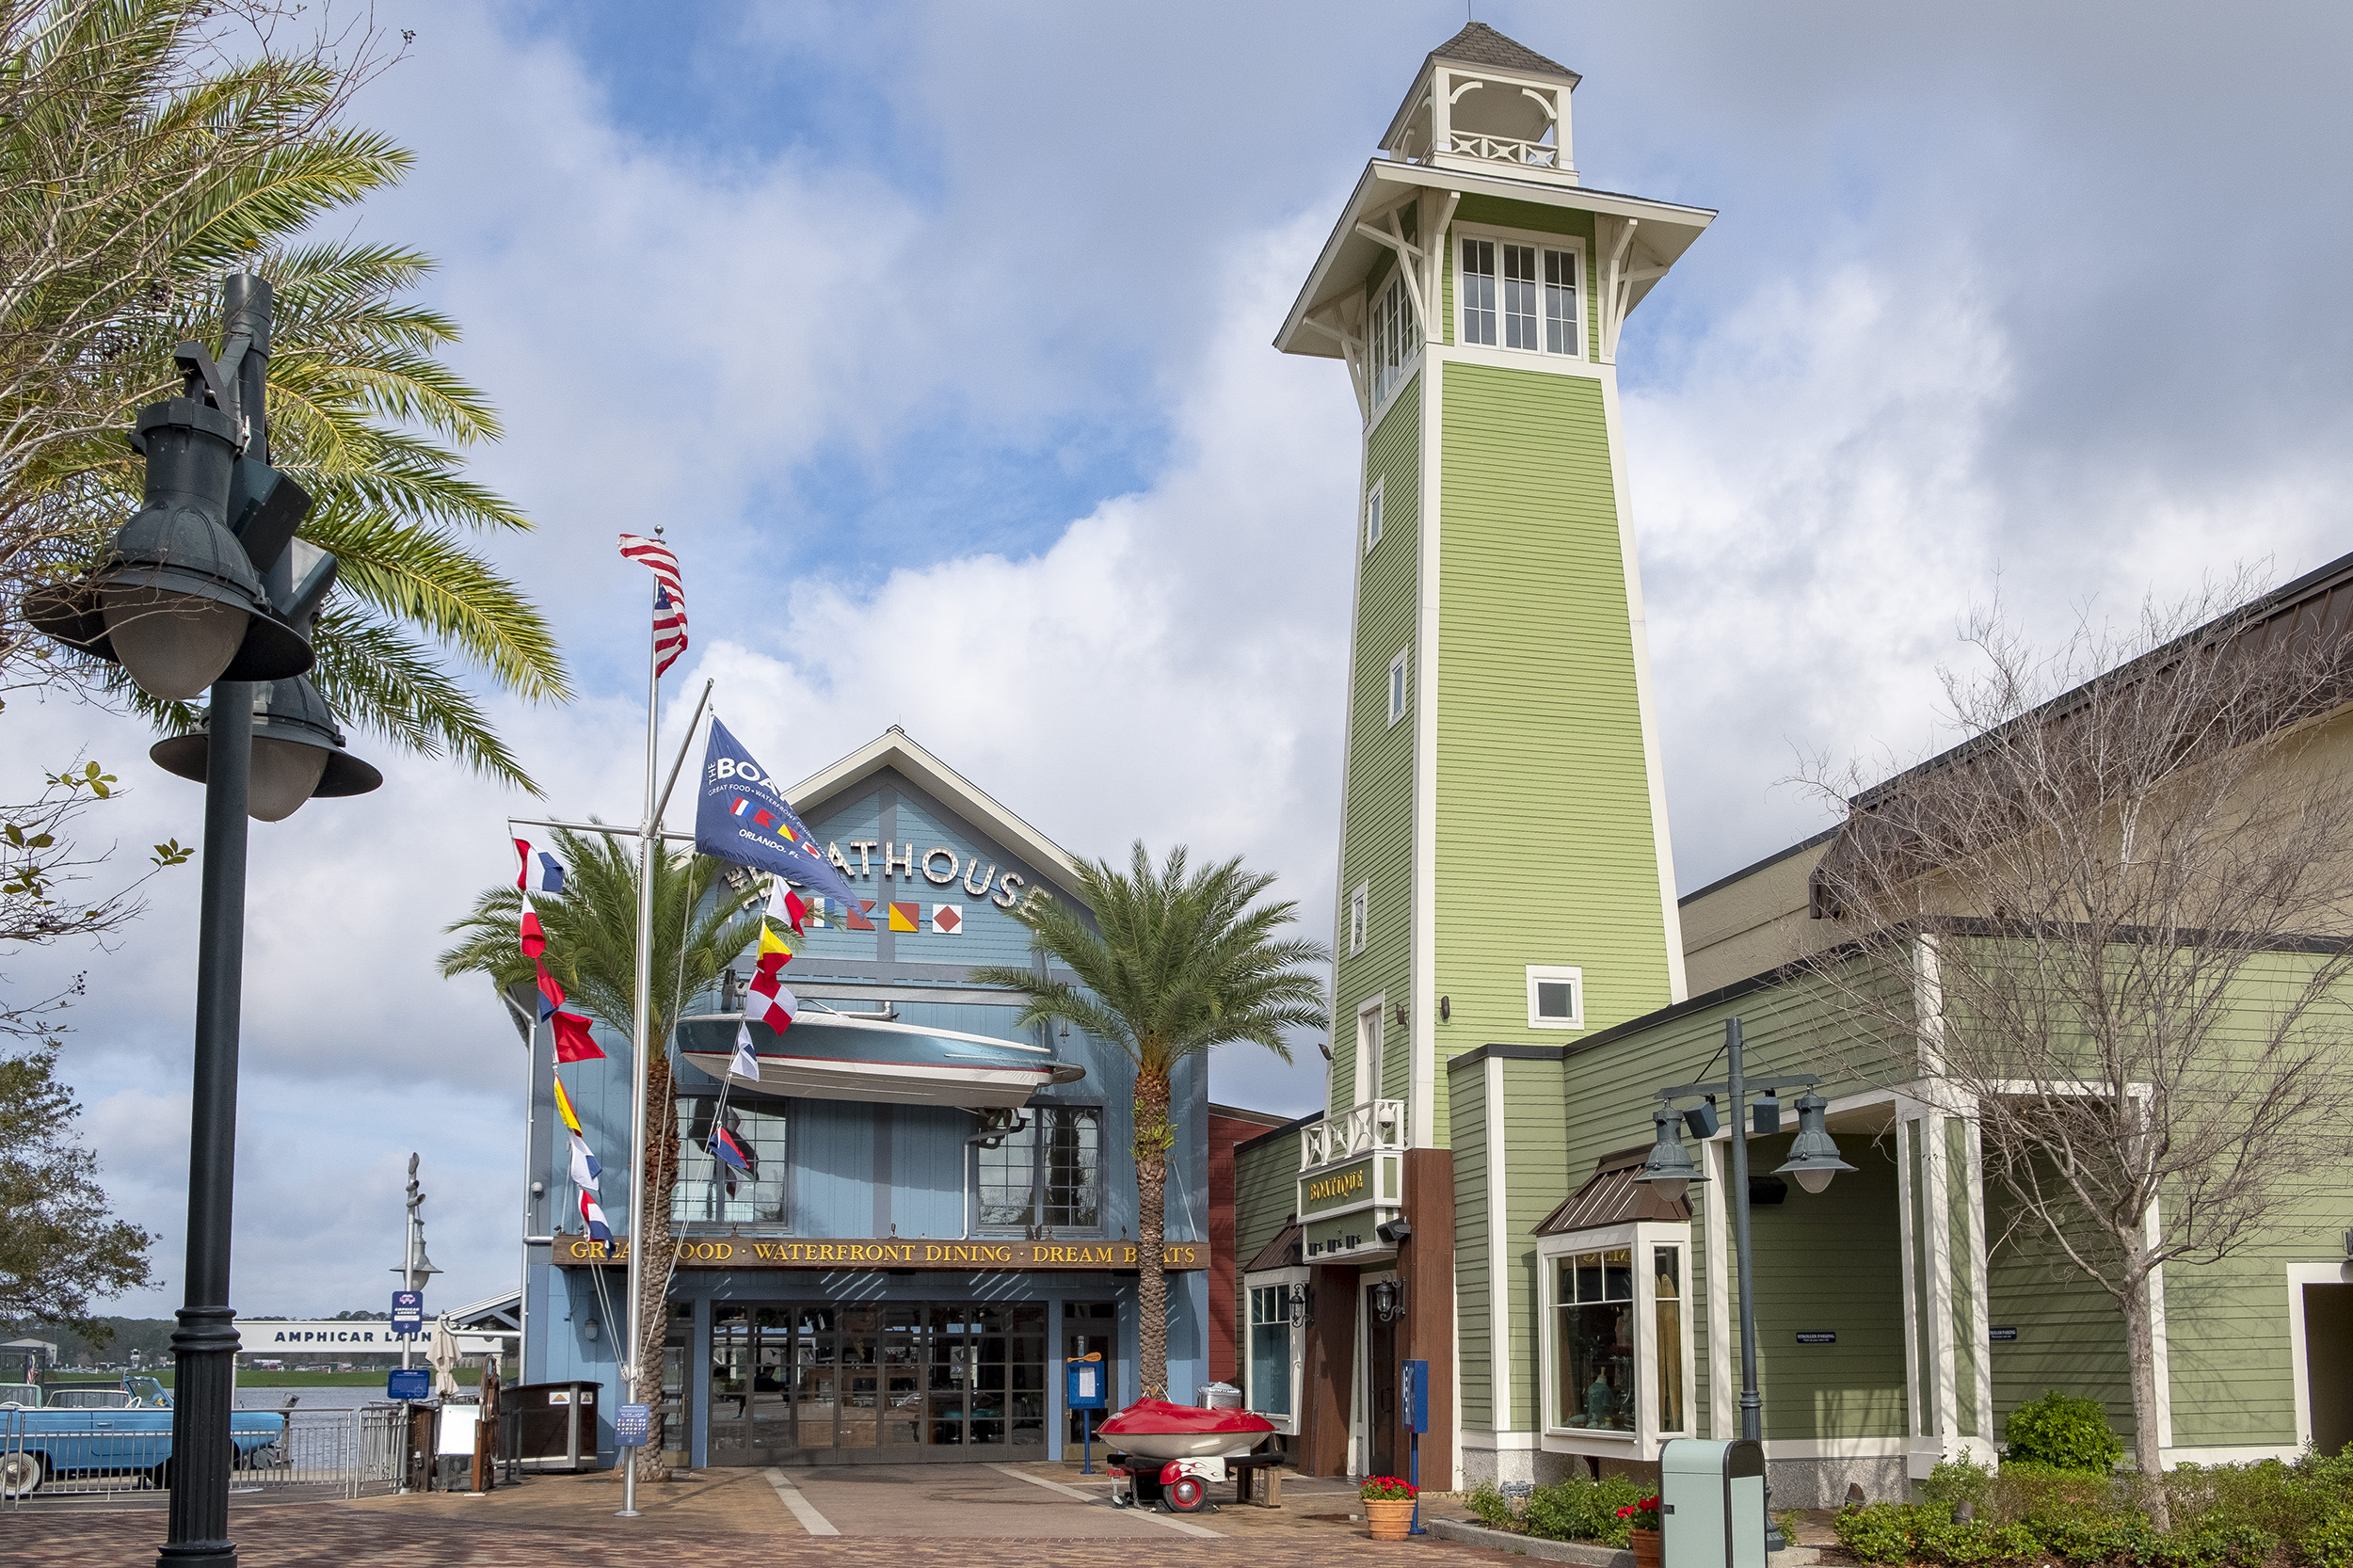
[1097,1399,1276,1512]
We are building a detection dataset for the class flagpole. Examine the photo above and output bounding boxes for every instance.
[619,578,660,1521]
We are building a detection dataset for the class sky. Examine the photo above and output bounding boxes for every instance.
[8,0,2353,1321]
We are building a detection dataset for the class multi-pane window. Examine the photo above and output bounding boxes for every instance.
[1554,1247,1635,1432]
[1545,250,1581,355]
[1248,1286,1295,1416]
[1461,235,1584,358]
[977,1107,1102,1234]
[1367,270,1420,408]
[673,1097,788,1226]
[1460,238,1497,345]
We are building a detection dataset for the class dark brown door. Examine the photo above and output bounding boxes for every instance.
[1368,1291,1399,1479]
[2308,1285,2353,1457]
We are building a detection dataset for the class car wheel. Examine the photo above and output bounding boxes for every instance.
[1167,1475,1208,1512]
[0,1451,42,1496]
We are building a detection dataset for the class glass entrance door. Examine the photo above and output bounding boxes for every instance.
[711,1300,1046,1464]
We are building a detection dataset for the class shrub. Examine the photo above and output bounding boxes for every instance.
[1465,1481,1516,1529]
[1523,1473,1648,1545]
[1833,1501,1917,1564]
[1921,1457,1997,1512]
[2304,1506,2353,1568]
[2004,1391,2125,1472]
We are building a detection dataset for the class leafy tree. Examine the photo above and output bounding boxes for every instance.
[972,843,1325,1397]
[438,827,760,1478]
[0,1040,151,1336]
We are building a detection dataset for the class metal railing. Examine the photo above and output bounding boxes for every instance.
[1300,1099,1406,1171]
[0,1402,409,1507]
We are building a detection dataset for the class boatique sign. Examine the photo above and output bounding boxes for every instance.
[554,1234,1209,1272]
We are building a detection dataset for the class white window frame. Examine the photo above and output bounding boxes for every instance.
[1527,965,1585,1030]
[1354,997,1385,1105]
[1349,880,1369,956]
[1364,477,1385,554]
[1366,266,1421,412]
[1536,1223,1696,1461]
[1242,1269,1310,1434]
[1387,646,1410,728]
[1455,225,1588,360]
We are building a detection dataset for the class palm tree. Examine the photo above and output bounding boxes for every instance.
[439,826,760,1475]
[971,843,1326,1398]
[1,0,570,789]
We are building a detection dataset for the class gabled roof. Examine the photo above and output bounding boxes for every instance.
[785,726,1088,908]
[1534,1146,1689,1236]
[1427,22,1579,86]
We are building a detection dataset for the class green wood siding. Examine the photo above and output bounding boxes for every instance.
[1232,1130,1304,1398]
[1450,1070,1495,1430]
[1984,1171,2135,1443]
[1432,363,1673,1148]
[1498,1056,1571,1430]
[1333,375,1422,1112]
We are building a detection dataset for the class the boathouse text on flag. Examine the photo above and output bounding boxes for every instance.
[693,719,857,904]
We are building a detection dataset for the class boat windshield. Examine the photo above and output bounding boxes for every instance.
[126,1376,171,1407]
[47,1387,134,1408]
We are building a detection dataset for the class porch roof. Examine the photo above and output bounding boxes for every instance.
[1242,1217,1304,1273]
[1534,1146,1689,1236]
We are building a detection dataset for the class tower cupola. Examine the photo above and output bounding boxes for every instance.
[1380,22,1581,185]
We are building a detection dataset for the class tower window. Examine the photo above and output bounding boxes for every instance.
[1367,269,1419,408]
[1364,478,1384,552]
[1460,238,1497,345]
[1459,232,1585,360]
[1350,881,1369,956]
[1388,647,1410,727]
[1527,966,1585,1030]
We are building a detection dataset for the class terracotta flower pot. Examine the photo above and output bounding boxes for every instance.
[1365,1496,1417,1540]
[1632,1528,1663,1568]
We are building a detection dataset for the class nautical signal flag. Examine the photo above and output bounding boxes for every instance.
[781,886,808,935]
[755,917,794,971]
[729,1020,760,1083]
[887,901,920,933]
[692,718,856,904]
[710,1123,751,1173]
[618,534,688,677]
[579,1189,613,1243]
[568,1131,601,1193]
[746,968,799,1033]
[533,958,565,1024]
[931,904,963,935]
[844,900,876,932]
[552,1010,604,1063]
[519,889,546,959]
[513,839,565,895]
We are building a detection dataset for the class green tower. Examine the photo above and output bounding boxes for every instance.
[1265,24,1713,1483]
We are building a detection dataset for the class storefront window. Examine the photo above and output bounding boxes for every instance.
[1655,1246,1686,1432]
[977,1107,1103,1234]
[1554,1247,1635,1432]
[673,1096,789,1226]
[1248,1286,1293,1416]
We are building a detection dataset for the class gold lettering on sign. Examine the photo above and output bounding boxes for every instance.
[1307,1168,1368,1203]
[558,1236,1211,1270]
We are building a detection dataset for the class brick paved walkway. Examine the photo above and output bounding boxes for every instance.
[0,1463,1512,1566]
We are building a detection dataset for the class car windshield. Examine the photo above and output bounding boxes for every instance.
[126,1376,170,1407]
[47,1388,134,1408]
[0,1383,37,1407]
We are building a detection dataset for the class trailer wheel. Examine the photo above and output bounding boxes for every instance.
[1167,1474,1208,1512]
[0,1451,42,1496]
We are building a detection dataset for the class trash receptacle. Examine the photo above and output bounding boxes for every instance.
[1659,1438,1767,1568]
[507,1381,598,1472]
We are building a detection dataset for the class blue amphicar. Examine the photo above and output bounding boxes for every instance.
[674,1010,1085,1108]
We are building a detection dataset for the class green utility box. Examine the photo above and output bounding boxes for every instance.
[1658,1438,1767,1568]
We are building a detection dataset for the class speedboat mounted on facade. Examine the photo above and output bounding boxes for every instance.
[675,1009,1084,1109]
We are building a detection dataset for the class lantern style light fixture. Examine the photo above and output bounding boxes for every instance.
[1370,1277,1404,1322]
[1635,1102,1705,1202]
[1772,1093,1858,1194]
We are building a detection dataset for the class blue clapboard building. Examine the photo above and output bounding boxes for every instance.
[513,728,1211,1468]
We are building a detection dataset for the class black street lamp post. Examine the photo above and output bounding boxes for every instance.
[1633,1016,1854,1552]
[25,273,379,1568]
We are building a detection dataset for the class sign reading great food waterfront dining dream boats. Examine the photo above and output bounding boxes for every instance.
[553,1236,1212,1270]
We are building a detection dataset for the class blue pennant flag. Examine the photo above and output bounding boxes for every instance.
[693,718,857,904]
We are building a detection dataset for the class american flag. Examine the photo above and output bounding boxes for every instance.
[617,533,688,676]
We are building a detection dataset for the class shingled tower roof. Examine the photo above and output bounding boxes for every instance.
[1426,22,1580,88]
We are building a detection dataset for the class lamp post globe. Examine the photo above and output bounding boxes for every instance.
[1773,1094,1857,1194]
[1632,1102,1704,1203]
[151,676,384,822]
